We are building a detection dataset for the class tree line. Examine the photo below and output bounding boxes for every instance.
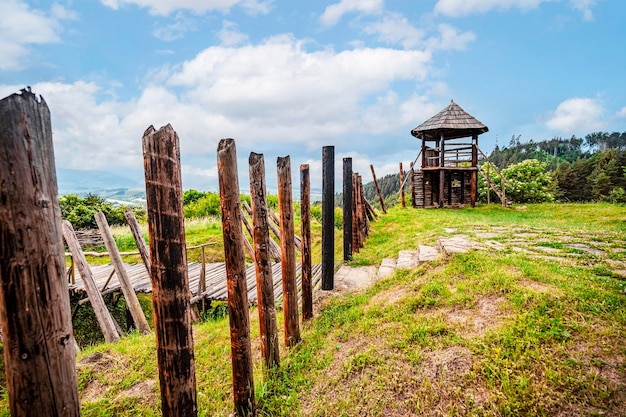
[489,131,626,202]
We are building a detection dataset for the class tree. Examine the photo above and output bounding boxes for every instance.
[501,159,554,203]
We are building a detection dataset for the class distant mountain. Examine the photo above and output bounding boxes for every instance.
[56,168,146,206]
[56,168,143,193]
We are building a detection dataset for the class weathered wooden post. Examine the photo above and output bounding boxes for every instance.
[125,208,151,274]
[439,132,445,208]
[95,211,151,334]
[143,124,197,416]
[277,156,301,346]
[410,162,415,208]
[321,146,335,290]
[217,139,255,416]
[400,162,406,208]
[370,164,387,213]
[0,90,81,416]
[471,133,478,208]
[249,152,280,369]
[63,221,120,343]
[358,175,368,238]
[351,173,359,253]
[343,158,353,261]
[300,164,313,321]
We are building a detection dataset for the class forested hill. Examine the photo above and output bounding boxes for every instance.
[489,131,626,170]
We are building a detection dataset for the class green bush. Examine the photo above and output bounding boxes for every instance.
[309,203,342,229]
[184,192,221,218]
[59,193,142,230]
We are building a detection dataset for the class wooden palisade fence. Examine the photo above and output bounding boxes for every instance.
[0,89,81,416]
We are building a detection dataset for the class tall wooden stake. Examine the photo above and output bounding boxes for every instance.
[277,156,301,346]
[370,164,387,213]
[125,208,151,274]
[300,164,313,321]
[248,152,280,369]
[399,162,405,208]
[351,173,359,253]
[217,139,255,416]
[143,124,197,417]
[343,158,353,261]
[0,90,80,417]
[63,221,120,343]
[321,146,335,290]
[410,162,415,208]
[95,211,151,334]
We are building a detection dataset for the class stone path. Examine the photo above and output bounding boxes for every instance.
[331,224,626,293]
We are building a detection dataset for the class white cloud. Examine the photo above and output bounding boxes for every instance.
[320,0,384,26]
[100,0,273,16]
[0,0,75,70]
[434,0,596,20]
[1,35,440,190]
[617,107,626,119]
[363,13,474,51]
[217,20,249,46]
[363,12,425,49]
[426,24,476,51]
[570,0,596,21]
[152,12,197,41]
[546,97,605,134]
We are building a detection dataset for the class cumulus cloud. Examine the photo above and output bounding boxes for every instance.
[545,97,605,134]
[434,0,596,20]
[426,24,476,51]
[0,0,75,70]
[320,0,384,26]
[362,13,475,52]
[152,12,198,41]
[617,107,626,118]
[363,12,425,49]
[217,21,249,46]
[0,35,440,190]
[101,0,273,16]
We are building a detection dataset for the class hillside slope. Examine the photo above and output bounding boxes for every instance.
[1,204,624,416]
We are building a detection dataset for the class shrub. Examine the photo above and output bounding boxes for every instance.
[59,193,141,230]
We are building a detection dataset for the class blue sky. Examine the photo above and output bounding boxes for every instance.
[1,0,625,192]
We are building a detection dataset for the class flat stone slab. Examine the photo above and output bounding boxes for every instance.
[438,236,483,255]
[377,258,397,279]
[333,265,379,292]
[397,250,419,269]
[484,240,505,251]
[533,246,561,253]
[418,245,441,263]
[565,244,606,255]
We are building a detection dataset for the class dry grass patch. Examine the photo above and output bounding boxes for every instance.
[444,295,510,337]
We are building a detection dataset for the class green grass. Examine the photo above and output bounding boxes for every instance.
[1,202,625,416]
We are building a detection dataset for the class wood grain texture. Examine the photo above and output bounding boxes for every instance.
[277,156,301,346]
[95,211,151,334]
[321,146,334,290]
[300,164,313,321]
[217,139,255,416]
[0,90,80,416]
[143,124,197,417]
[63,220,120,343]
[249,152,280,369]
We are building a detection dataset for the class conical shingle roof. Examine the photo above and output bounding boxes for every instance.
[411,100,488,140]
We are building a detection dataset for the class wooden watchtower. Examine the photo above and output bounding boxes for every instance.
[410,100,488,208]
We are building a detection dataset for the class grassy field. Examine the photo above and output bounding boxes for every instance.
[1,203,625,416]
